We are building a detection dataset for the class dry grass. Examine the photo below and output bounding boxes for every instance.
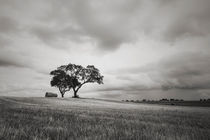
[0,97,210,140]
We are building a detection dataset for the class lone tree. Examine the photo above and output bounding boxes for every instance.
[50,66,74,98]
[50,63,104,98]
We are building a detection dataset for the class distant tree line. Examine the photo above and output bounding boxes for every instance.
[122,98,210,103]
[200,99,210,102]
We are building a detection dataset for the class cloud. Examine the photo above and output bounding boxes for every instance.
[158,53,210,90]
[0,48,28,68]
[0,59,23,67]
[29,24,87,48]
[118,50,210,92]
[67,0,210,49]
[0,0,210,99]
[0,16,20,48]
[106,34,210,94]
[1,0,210,51]
[0,66,52,97]
[136,0,210,41]
[0,16,19,33]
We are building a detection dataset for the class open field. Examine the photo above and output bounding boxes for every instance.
[0,96,210,140]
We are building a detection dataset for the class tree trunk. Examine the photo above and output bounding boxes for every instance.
[73,90,79,98]
[59,87,64,98]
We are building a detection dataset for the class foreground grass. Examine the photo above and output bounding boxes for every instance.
[0,97,210,140]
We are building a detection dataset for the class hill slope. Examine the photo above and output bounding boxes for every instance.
[0,96,210,140]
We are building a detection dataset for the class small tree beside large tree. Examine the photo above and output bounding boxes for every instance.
[50,63,104,98]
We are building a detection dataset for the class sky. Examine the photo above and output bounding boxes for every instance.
[0,0,210,100]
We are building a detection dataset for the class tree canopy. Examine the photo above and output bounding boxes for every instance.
[50,63,104,98]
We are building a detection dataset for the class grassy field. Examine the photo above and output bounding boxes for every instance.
[0,97,210,140]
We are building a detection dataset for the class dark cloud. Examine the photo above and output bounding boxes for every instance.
[1,0,210,50]
[0,36,10,48]
[140,0,210,42]
[158,53,210,90]
[68,0,143,50]
[0,59,22,67]
[70,0,210,48]
[0,16,20,48]
[0,16,19,33]
[0,49,28,67]
[68,0,210,48]
[29,24,87,47]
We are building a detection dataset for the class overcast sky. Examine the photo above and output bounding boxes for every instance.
[0,0,210,100]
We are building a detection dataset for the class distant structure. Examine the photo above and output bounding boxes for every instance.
[45,92,58,97]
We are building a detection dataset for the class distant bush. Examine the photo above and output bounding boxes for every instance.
[142,99,147,102]
[135,100,140,103]
[160,98,169,101]
[161,98,184,102]
[200,99,210,102]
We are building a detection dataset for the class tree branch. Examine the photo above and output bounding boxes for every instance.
[75,81,88,93]
[59,87,62,93]
[72,87,76,93]
[64,87,71,93]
